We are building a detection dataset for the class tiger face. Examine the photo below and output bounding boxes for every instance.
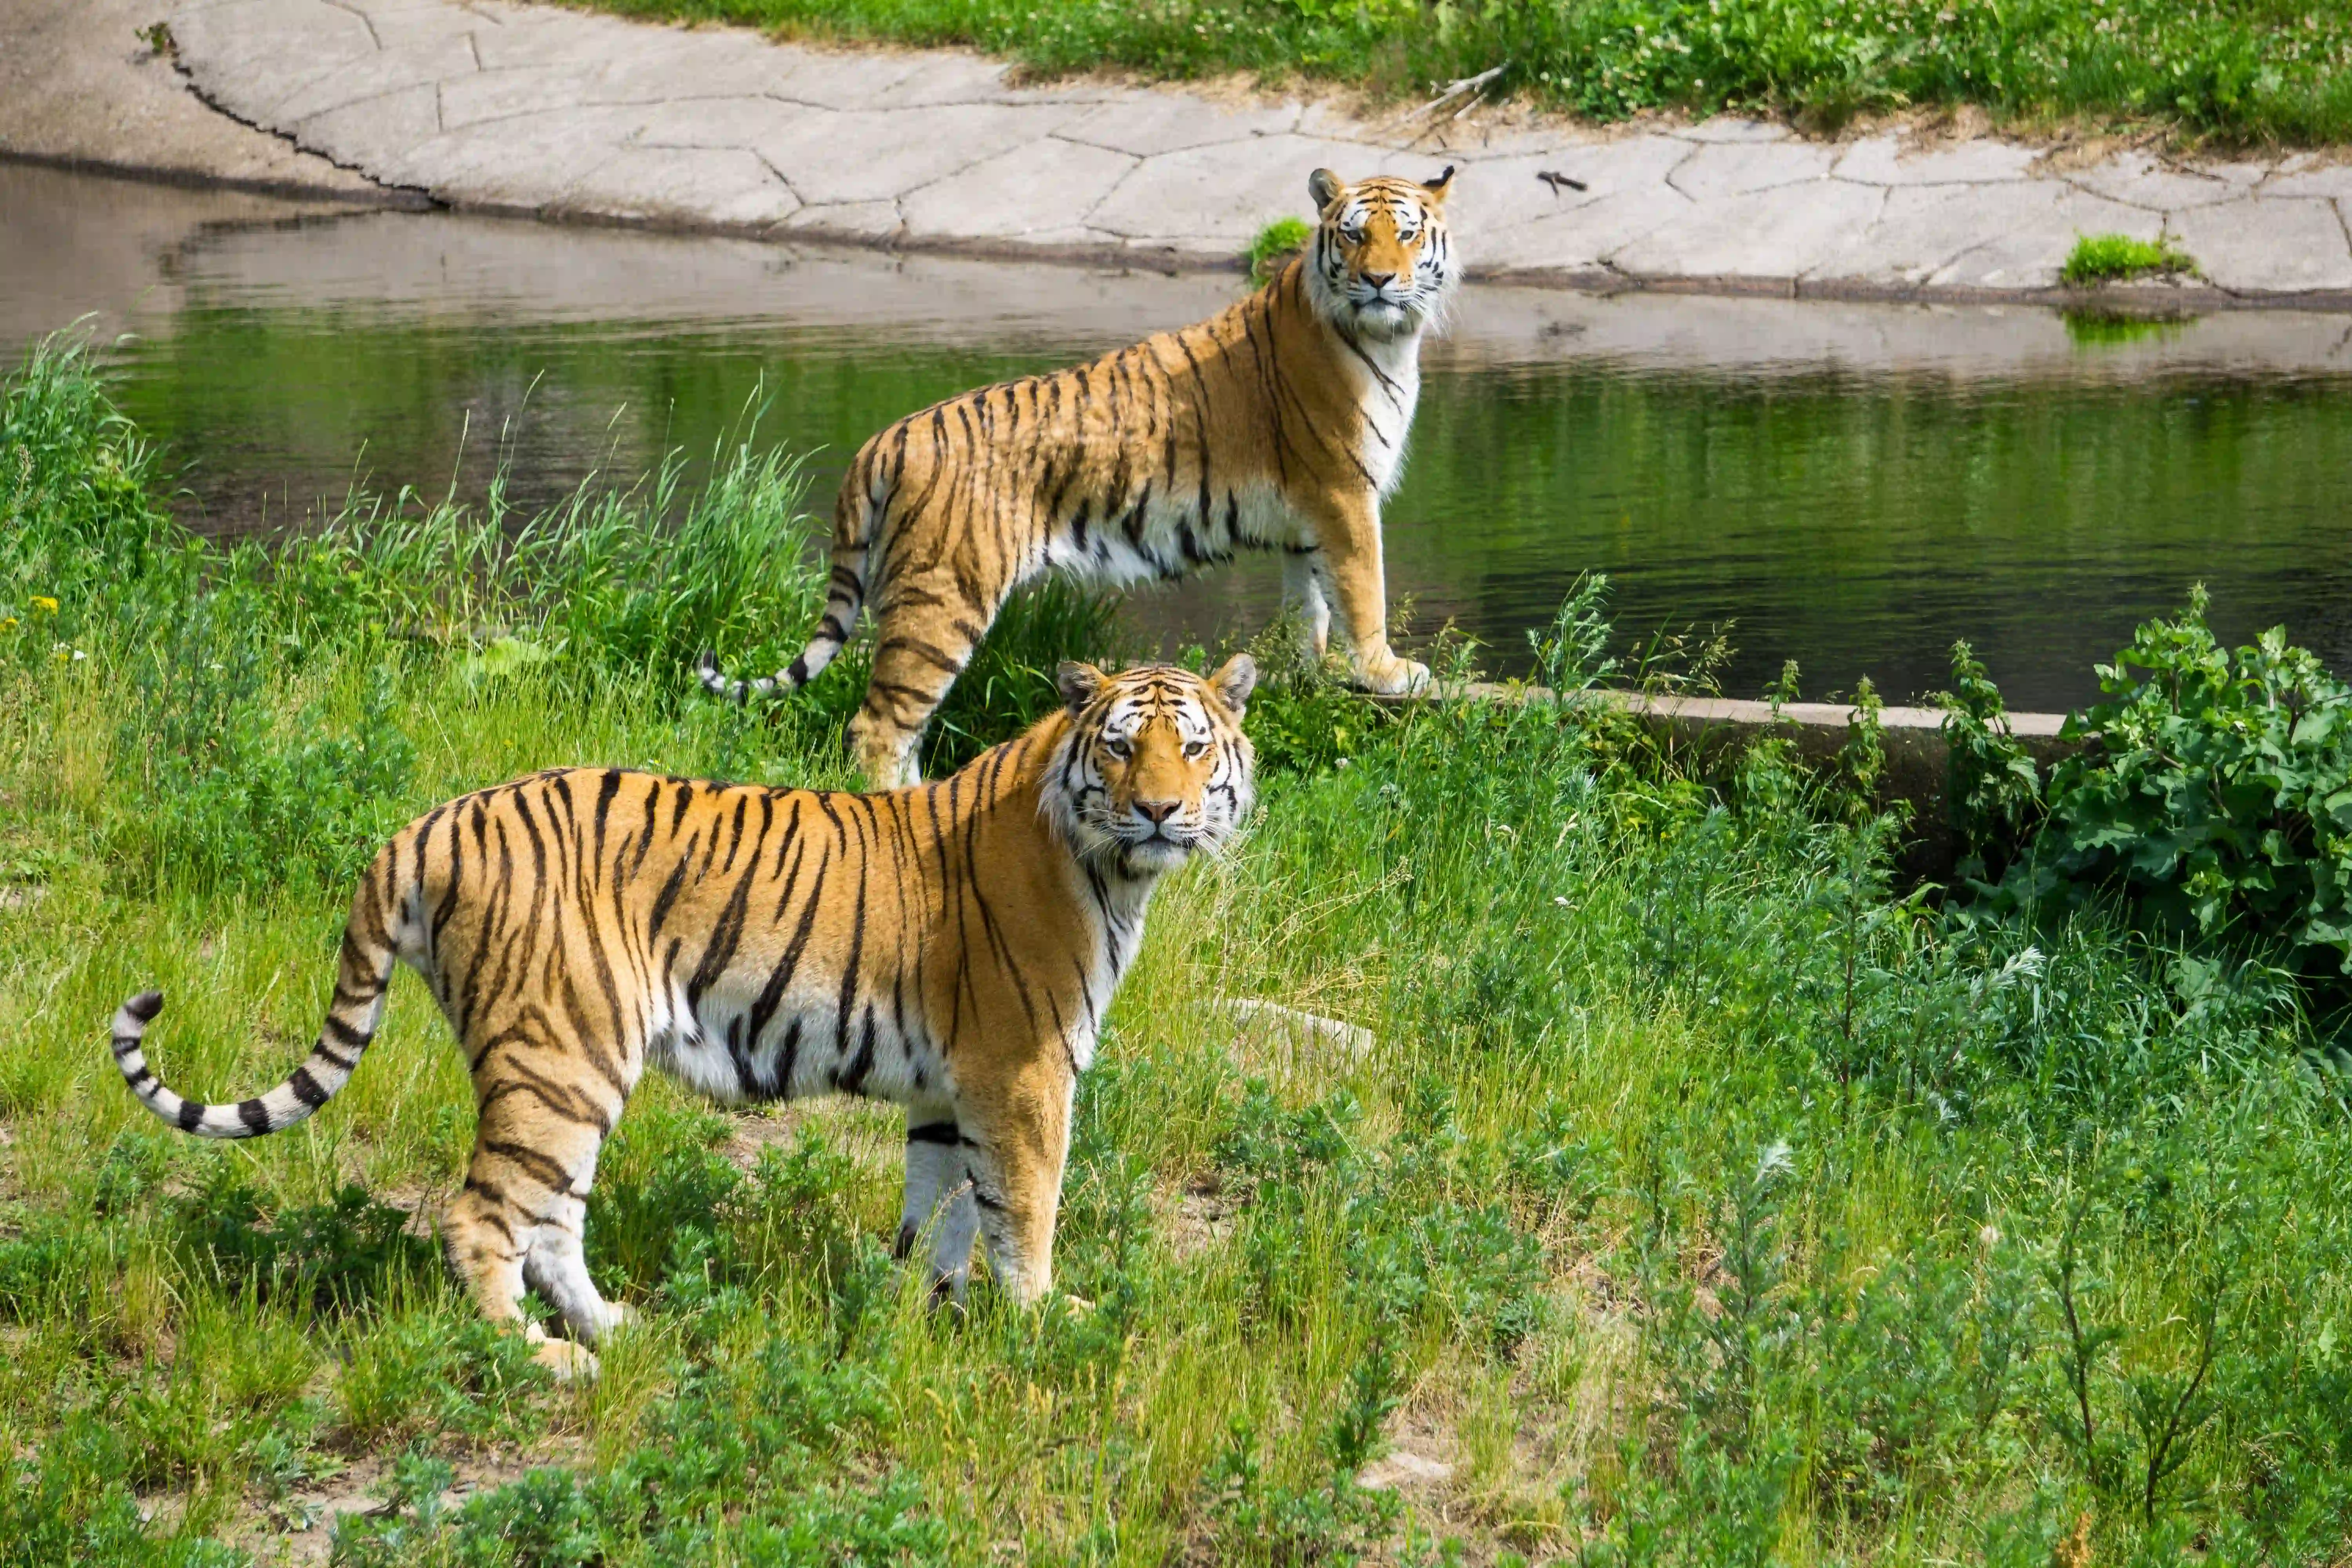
[1052,657,1258,874]
[1305,165,1459,341]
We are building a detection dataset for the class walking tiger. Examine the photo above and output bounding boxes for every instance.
[107,658,1257,1377]
[701,165,1460,786]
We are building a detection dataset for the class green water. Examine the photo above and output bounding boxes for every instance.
[18,167,2350,712]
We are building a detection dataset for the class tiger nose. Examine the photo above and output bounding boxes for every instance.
[1134,799,1179,825]
[1361,270,1396,289]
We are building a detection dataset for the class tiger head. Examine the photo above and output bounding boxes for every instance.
[1051,657,1258,876]
[1303,165,1459,341]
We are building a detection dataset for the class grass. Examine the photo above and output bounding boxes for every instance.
[1247,217,1314,285]
[568,0,2352,143]
[2060,232,2201,286]
[7,332,2352,1564]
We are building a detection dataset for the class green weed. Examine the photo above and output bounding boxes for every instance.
[1247,216,1313,285]
[2061,232,2199,285]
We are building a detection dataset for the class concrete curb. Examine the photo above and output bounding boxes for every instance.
[1382,683,2073,880]
[152,0,2352,306]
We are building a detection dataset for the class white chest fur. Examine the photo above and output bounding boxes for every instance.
[1349,328,1424,499]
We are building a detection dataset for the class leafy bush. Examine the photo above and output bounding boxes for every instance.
[0,334,185,615]
[1955,590,2352,975]
[174,1169,437,1314]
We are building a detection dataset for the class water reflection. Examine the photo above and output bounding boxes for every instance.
[9,161,2351,711]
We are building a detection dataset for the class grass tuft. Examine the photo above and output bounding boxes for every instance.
[1246,216,1313,285]
[2060,232,2199,286]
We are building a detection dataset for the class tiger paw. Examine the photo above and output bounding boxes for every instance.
[532,1338,601,1383]
[1354,655,1432,697]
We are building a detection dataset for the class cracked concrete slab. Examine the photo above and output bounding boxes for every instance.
[2065,149,2254,212]
[1085,131,1390,247]
[25,0,2341,303]
[0,0,387,198]
[561,143,797,226]
[1669,139,1838,200]
[754,102,1090,209]
[1830,136,2037,187]
[903,139,1134,240]
[2169,199,2352,292]
[1614,181,1886,283]
[1924,187,2161,291]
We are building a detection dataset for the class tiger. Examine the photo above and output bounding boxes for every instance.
[700,164,1460,788]
[107,657,1258,1378]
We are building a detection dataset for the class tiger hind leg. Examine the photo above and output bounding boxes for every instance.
[851,606,988,788]
[443,1091,622,1379]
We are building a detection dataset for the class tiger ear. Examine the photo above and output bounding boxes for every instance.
[1423,164,1456,203]
[1208,653,1257,720]
[1057,661,1107,716]
[1307,167,1347,214]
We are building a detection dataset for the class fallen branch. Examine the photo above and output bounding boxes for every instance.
[1380,63,1509,138]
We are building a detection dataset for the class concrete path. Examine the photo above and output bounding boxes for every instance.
[0,0,384,198]
[65,0,2352,303]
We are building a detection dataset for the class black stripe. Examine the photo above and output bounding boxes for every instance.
[289,1067,331,1107]
[907,1121,960,1145]
[238,1098,272,1134]
[178,1098,204,1131]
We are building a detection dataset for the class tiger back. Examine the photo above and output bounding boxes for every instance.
[108,657,1258,1377]
[701,165,1460,787]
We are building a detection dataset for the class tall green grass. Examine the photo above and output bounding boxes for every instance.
[4,334,2352,1563]
[573,0,2352,143]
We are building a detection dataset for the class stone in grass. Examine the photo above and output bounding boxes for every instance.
[1211,997,1374,1080]
[2060,232,2198,286]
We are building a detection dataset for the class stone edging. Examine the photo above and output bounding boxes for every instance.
[1379,683,2071,878]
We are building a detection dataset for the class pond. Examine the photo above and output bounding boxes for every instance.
[12,162,2352,711]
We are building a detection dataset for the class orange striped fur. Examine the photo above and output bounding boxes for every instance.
[111,659,1256,1377]
[701,165,1459,786]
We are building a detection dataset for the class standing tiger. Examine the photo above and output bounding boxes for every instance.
[107,659,1256,1377]
[701,165,1459,787]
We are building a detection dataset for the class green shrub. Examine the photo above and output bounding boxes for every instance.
[174,1169,437,1315]
[1959,589,2352,975]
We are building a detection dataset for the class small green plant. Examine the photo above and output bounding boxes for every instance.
[2061,233,2196,287]
[1247,217,1313,286]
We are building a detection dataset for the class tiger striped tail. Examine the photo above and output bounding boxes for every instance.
[697,458,882,703]
[109,884,399,1140]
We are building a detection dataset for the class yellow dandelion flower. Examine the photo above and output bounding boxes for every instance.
[30,596,59,614]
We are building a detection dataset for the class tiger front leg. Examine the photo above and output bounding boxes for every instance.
[954,1074,1074,1309]
[1297,488,1430,696]
[899,1111,980,1301]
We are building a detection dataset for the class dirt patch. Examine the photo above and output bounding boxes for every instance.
[221,1434,593,1565]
